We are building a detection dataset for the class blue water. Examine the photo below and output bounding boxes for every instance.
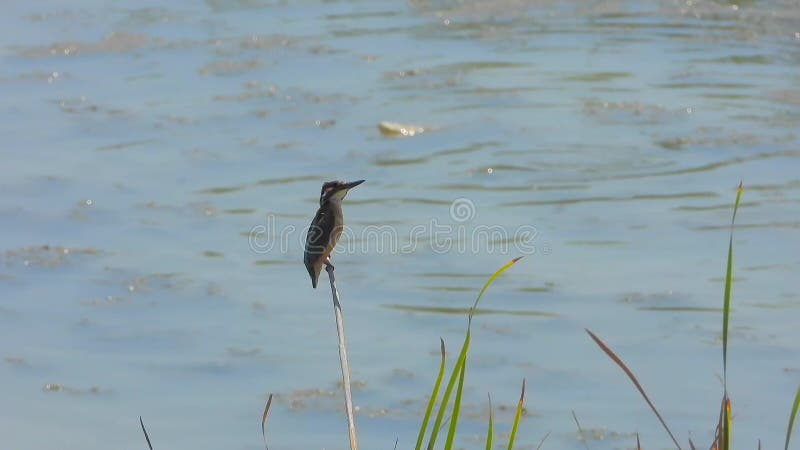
[1,1,799,449]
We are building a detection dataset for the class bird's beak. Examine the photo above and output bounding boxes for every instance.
[344,179,365,190]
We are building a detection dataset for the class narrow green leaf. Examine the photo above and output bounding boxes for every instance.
[443,357,468,450]
[416,339,447,450]
[722,238,733,382]
[426,257,521,450]
[785,384,800,450]
[470,257,523,318]
[427,331,471,450]
[485,395,494,450]
[722,182,742,383]
[713,395,725,450]
[723,396,731,450]
[507,379,525,450]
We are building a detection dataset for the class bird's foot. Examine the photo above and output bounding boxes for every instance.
[324,258,335,273]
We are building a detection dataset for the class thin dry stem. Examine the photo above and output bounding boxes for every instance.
[327,264,358,450]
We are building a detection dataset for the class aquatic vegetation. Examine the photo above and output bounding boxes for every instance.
[414,257,524,450]
[586,184,800,450]
[140,184,800,450]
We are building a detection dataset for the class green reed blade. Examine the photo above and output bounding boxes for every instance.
[427,331,470,450]
[507,379,526,450]
[416,339,447,450]
[712,396,725,450]
[722,182,742,384]
[723,395,731,450]
[486,394,494,450]
[443,357,468,450]
[426,257,521,450]
[785,384,800,450]
[470,257,523,318]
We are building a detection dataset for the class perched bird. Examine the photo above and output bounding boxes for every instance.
[304,180,365,288]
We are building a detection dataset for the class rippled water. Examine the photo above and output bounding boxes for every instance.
[1,0,799,449]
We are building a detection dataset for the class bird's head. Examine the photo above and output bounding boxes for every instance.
[319,179,365,205]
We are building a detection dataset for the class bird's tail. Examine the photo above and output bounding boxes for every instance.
[305,260,319,289]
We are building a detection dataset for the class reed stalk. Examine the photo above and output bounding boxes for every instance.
[326,264,358,450]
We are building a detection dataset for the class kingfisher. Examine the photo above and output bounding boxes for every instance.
[304,179,365,288]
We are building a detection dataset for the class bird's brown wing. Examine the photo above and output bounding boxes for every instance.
[304,207,333,288]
